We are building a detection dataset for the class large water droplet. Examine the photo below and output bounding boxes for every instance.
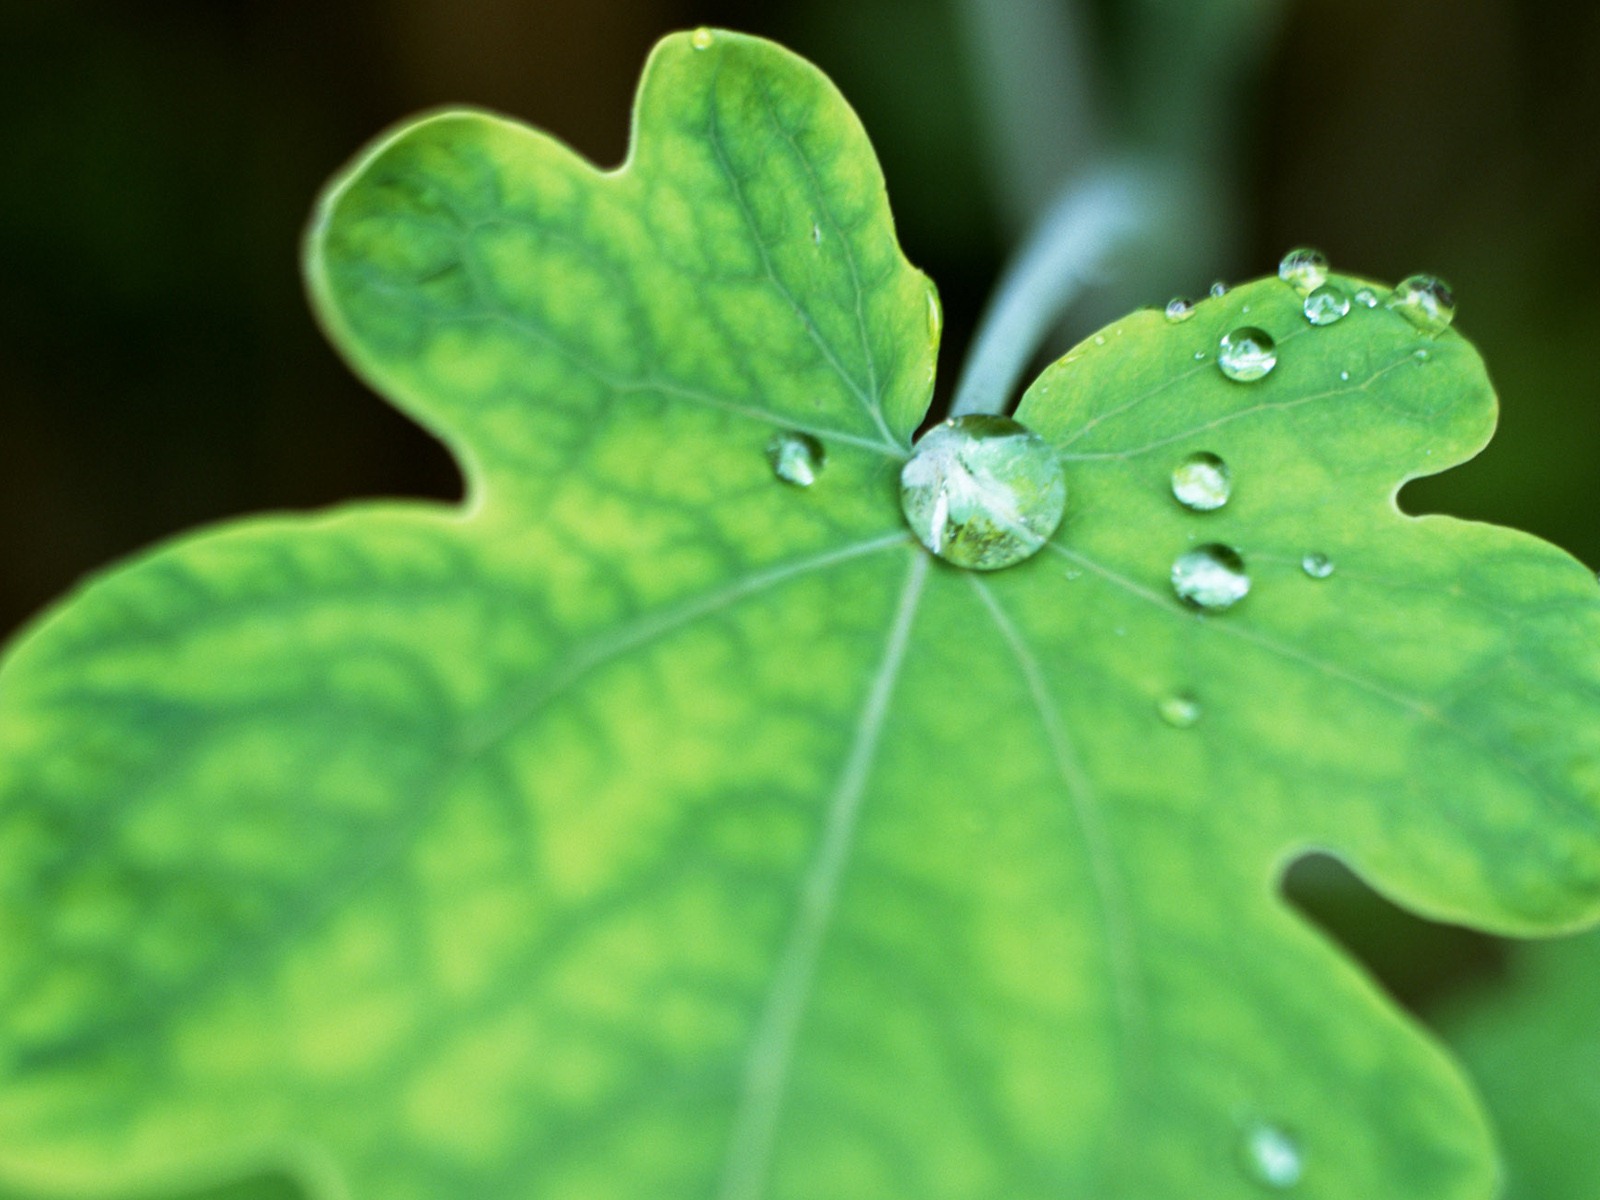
[1353,287,1379,308]
[1278,247,1329,295]
[1218,328,1277,382]
[1172,544,1250,610]
[1158,693,1202,728]
[767,431,825,487]
[1303,284,1351,326]
[1165,297,1197,323]
[691,26,716,49]
[1241,1123,1303,1189]
[900,414,1067,571]
[1171,452,1232,511]
[1388,274,1456,332]
[1301,552,1335,579]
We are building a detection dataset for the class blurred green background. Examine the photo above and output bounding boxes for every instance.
[0,1,1597,1192]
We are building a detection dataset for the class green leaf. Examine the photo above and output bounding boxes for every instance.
[2,26,1599,1200]
[1436,930,1600,1200]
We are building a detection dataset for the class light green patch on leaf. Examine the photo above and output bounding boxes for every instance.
[1436,930,1600,1200]
[2,25,1600,1200]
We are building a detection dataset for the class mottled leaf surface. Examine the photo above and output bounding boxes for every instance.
[1437,930,1600,1199]
[2,27,1600,1200]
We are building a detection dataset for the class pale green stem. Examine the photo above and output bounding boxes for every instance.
[950,162,1165,417]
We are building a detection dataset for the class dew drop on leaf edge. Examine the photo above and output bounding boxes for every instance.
[1241,1123,1304,1189]
[691,26,715,49]
[766,430,825,487]
[1301,552,1335,579]
[1218,327,1277,382]
[1158,693,1202,728]
[1171,452,1232,512]
[1303,284,1351,326]
[1388,274,1456,332]
[1278,246,1329,295]
[900,414,1067,571]
[1165,296,1197,322]
[1209,280,1230,298]
[1172,544,1250,610]
[1354,286,1379,308]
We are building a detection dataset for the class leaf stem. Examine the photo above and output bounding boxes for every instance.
[950,162,1164,417]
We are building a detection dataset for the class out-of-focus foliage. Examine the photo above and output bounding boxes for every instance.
[1436,931,1600,1200]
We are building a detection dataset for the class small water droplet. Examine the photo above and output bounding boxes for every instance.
[900,414,1067,571]
[1172,544,1250,610]
[1338,370,1350,382]
[1193,350,1207,361]
[1414,348,1431,362]
[1171,452,1232,512]
[1301,552,1335,579]
[1218,328,1277,382]
[1303,284,1351,326]
[1278,247,1329,295]
[1388,274,1456,332]
[691,26,715,49]
[1241,1123,1303,1189]
[811,222,822,246]
[1209,280,1230,298]
[1354,287,1379,308]
[1093,334,1106,346]
[766,431,825,487]
[1165,297,1197,323]
[1158,693,1202,728]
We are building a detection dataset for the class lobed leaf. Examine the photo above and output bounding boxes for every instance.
[2,27,1599,1200]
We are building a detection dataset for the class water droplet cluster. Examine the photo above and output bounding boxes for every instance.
[899,414,1067,570]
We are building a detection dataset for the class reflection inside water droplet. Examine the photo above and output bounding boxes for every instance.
[766,431,825,487]
[1158,693,1202,728]
[1172,544,1250,610]
[1301,552,1335,579]
[1278,247,1329,294]
[899,414,1067,570]
[1388,274,1456,332]
[1171,452,1232,512]
[1303,284,1351,326]
[1218,328,1277,382]
[1242,1123,1303,1189]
